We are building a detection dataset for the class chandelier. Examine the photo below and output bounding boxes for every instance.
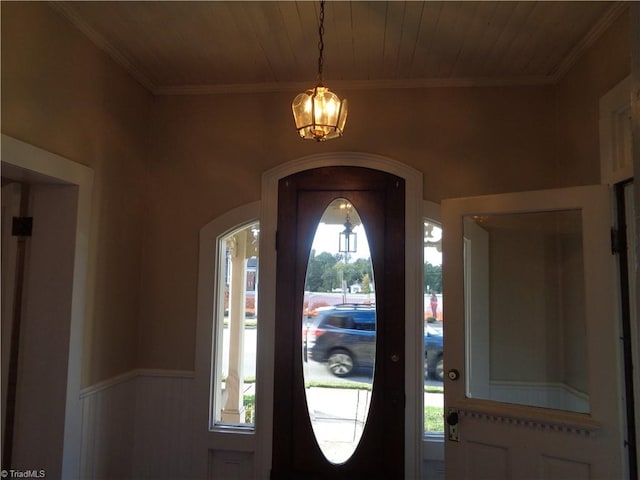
[292,0,348,141]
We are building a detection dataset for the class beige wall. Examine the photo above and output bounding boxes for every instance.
[1,3,631,379]
[556,10,631,185]
[1,2,152,386]
[142,84,563,370]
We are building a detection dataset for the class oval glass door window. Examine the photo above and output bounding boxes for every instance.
[302,198,375,464]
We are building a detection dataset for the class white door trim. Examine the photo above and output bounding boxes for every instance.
[257,152,423,480]
[1,134,94,479]
[192,201,261,479]
[599,75,633,184]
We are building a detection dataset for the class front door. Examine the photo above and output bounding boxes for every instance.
[443,185,625,478]
[272,166,405,479]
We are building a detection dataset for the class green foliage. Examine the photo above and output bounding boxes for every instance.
[424,262,442,293]
[306,250,374,292]
[425,385,444,394]
[243,393,255,424]
[342,258,373,287]
[361,273,371,294]
[424,385,444,432]
[424,406,444,433]
[306,250,340,291]
[222,318,257,328]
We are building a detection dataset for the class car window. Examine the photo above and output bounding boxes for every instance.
[323,314,354,329]
[354,320,375,331]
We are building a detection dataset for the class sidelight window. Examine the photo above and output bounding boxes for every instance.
[211,222,259,429]
[424,219,444,435]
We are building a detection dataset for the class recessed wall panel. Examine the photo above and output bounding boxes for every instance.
[539,455,590,480]
[466,441,508,480]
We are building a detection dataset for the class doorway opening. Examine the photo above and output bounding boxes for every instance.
[272,166,405,479]
[257,153,423,479]
[614,180,638,479]
[1,135,93,478]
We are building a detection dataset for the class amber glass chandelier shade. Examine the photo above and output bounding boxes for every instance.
[292,85,348,141]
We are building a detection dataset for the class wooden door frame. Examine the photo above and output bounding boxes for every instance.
[257,153,423,480]
[273,167,405,478]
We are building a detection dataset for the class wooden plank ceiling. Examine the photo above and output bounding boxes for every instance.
[52,1,625,94]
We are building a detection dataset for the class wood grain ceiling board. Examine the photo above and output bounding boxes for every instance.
[51,1,626,94]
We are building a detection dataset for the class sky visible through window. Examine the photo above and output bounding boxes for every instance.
[311,223,442,265]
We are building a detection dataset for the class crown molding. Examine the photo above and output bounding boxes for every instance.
[50,1,627,97]
[154,75,555,96]
[49,1,157,92]
[552,1,629,82]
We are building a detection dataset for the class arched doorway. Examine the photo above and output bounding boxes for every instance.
[257,154,423,479]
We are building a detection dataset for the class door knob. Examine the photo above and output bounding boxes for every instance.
[446,408,460,442]
[448,369,460,381]
[446,410,459,426]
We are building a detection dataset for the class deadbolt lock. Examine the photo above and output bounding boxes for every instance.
[448,369,460,381]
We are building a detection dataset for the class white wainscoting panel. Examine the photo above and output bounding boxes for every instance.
[80,369,264,479]
[132,370,196,479]
[80,372,136,479]
[209,450,254,480]
[80,370,196,479]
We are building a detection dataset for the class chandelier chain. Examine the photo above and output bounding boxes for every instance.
[317,0,325,83]
[291,0,346,141]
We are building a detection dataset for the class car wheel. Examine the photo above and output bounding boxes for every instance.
[434,356,444,381]
[328,349,354,377]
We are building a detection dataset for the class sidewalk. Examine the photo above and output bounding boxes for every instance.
[306,387,370,463]
[304,386,444,463]
[243,383,444,409]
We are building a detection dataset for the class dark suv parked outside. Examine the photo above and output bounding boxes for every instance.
[305,304,444,380]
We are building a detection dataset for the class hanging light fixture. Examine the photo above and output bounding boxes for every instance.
[292,0,348,141]
[338,207,357,256]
